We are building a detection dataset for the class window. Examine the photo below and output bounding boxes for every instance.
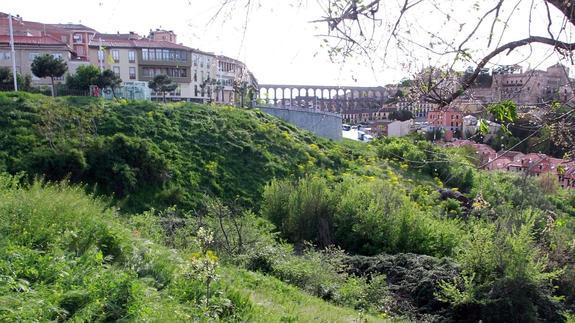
[28,52,39,61]
[163,49,169,61]
[52,53,63,60]
[129,67,136,79]
[98,50,104,62]
[142,49,149,61]
[0,52,10,60]
[128,50,135,63]
[149,49,156,60]
[112,50,120,63]
[73,33,83,43]
[113,66,120,76]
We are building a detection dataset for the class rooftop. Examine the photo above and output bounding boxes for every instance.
[89,37,192,50]
[0,34,69,46]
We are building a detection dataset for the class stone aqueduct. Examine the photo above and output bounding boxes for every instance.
[257,84,390,113]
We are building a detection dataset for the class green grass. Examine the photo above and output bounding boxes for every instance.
[0,92,353,213]
[221,267,391,322]
[0,176,395,321]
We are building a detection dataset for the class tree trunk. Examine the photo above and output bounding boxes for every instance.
[163,92,166,103]
[50,77,55,97]
[547,0,575,27]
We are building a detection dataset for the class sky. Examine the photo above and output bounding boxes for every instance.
[4,0,575,87]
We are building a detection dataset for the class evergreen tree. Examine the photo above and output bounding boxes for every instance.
[148,74,178,103]
[30,54,67,96]
[96,69,122,98]
[66,64,100,91]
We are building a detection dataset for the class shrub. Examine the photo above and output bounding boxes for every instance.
[24,147,87,181]
[85,134,169,197]
[262,175,463,257]
[439,210,564,322]
[262,176,336,247]
[0,175,251,321]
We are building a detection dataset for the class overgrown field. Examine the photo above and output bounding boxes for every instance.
[1,92,575,321]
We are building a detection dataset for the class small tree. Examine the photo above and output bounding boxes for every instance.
[0,67,31,91]
[148,74,178,103]
[389,109,413,121]
[66,64,100,92]
[96,69,122,98]
[233,80,255,108]
[30,54,67,96]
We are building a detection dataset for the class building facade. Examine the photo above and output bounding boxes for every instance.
[0,13,257,104]
[427,108,463,133]
[0,13,97,86]
[191,49,217,102]
[0,35,73,86]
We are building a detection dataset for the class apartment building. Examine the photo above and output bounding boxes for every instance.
[396,100,438,119]
[427,107,463,133]
[0,35,73,86]
[0,13,257,103]
[191,49,217,102]
[0,13,96,62]
[0,13,96,86]
[216,55,252,105]
[88,33,140,81]
[89,32,193,99]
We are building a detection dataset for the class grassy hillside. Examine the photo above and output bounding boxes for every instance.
[0,176,387,322]
[0,92,350,212]
[1,92,575,321]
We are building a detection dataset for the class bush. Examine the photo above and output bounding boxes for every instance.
[439,210,565,322]
[85,134,169,197]
[0,175,250,321]
[262,175,463,257]
[262,176,336,247]
[344,253,459,320]
[24,147,87,181]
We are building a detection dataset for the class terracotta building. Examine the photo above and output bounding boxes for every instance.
[427,107,463,132]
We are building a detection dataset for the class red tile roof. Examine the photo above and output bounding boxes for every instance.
[89,37,192,50]
[47,23,96,32]
[0,34,68,46]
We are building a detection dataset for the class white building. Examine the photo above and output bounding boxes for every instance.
[462,115,501,140]
[387,119,412,137]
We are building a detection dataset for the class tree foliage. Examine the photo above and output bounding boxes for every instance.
[148,74,178,102]
[66,64,100,91]
[0,67,31,91]
[96,69,122,98]
[388,109,413,121]
[30,54,67,96]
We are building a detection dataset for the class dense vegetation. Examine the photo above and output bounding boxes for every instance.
[1,92,575,321]
[0,92,348,212]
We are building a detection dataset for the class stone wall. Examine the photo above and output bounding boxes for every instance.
[258,106,342,140]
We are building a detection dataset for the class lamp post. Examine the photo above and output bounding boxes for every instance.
[8,14,17,91]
